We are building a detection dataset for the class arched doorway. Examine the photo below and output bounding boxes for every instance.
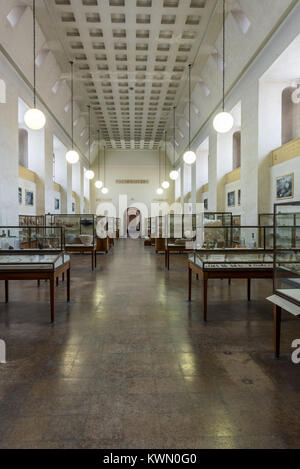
[126,207,141,238]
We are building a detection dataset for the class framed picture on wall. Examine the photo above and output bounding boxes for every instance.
[276,173,294,199]
[227,191,235,207]
[18,187,22,204]
[25,190,34,206]
[55,198,60,210]
[238,189,241,206]
[204,198,208,210]
[72,202,75,213]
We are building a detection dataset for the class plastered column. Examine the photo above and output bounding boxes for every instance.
[0,71,18,225]
[207,129,217,212]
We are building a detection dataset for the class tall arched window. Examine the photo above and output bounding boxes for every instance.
[232,131,241,169]
[282,86,300,144]
[0,79,6,104]
[18,128,28,167]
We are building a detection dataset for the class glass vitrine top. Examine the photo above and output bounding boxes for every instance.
[189,251,274,270]
[0,252,70,271]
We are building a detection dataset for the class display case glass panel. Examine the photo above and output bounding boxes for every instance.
[189,251,274,270]
[19,215,45,227]
[0,226,63,251]
[197,225,276,250]
[203,212,232,226]
[166,214,196,239]
[45,214,95,246]
[273,202,300,306]
[0,252,70,271]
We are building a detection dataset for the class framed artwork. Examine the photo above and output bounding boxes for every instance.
[55,198,60,210]
[18,187,22,205]
[204,198,208,210]
[227,191,235,207]
[72,202,75,213]
[238,189,241,206]
[276,173,294,199]
[25,190,34,206]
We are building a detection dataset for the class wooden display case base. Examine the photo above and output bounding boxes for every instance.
[188,261,273,322]
[1,261,70,323]
[65,245,97,271]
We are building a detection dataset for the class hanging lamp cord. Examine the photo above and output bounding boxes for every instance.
[98,130,100,180]
[88,105,91,169]
[173,106,176,168]
[70,61,74,148]
[222,0,225,112]
[188,64,192,151]
[33,0,36,107]
[164,131,167,180]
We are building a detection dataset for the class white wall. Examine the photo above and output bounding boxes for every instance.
[91,150,173,218]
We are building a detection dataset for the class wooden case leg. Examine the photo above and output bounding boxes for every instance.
[247,278,251,301]
[5,280,9,304]
[188,267,192,301]
[91,251,95,271]
[274,305,282,359]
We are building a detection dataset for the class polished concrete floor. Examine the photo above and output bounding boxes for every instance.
[0,239,300,449]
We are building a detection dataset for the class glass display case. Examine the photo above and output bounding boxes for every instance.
[19,215,45,227]
[189,251,274,271]
[45,214,95,246]
[0,252,70,271]
[273,202,300,306]
[196,225,275,250]
[203,212,233,226]
[165,214,196,239]
[0,226,63,251]
[232,215,241,226]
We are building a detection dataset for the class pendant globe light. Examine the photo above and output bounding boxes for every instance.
[24,0,46,131]
[169,106,179,181]
[183,64,196,165]
[156,147,164,195]
[95,130,103,189]
[66,61,79,164]
[101,145,109,194]
[213,0,234,134]
[162,131,170,189]
[85,105,95,180]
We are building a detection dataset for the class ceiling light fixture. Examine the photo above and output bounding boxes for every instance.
[24,0,46,130]
[95,129,103,189]
[169,106,179,181]
[183,64,196,165]
[213,0,234,134]
[85,105,95,180]
[66,61,79,164]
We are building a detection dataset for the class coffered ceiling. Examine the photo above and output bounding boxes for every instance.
[38,0,216,150]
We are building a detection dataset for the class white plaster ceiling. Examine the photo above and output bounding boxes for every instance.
[36,0,216,150]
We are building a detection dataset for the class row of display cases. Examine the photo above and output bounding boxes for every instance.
[17,215,120,247]
[188,202,300,307]
[145,212,241,240]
